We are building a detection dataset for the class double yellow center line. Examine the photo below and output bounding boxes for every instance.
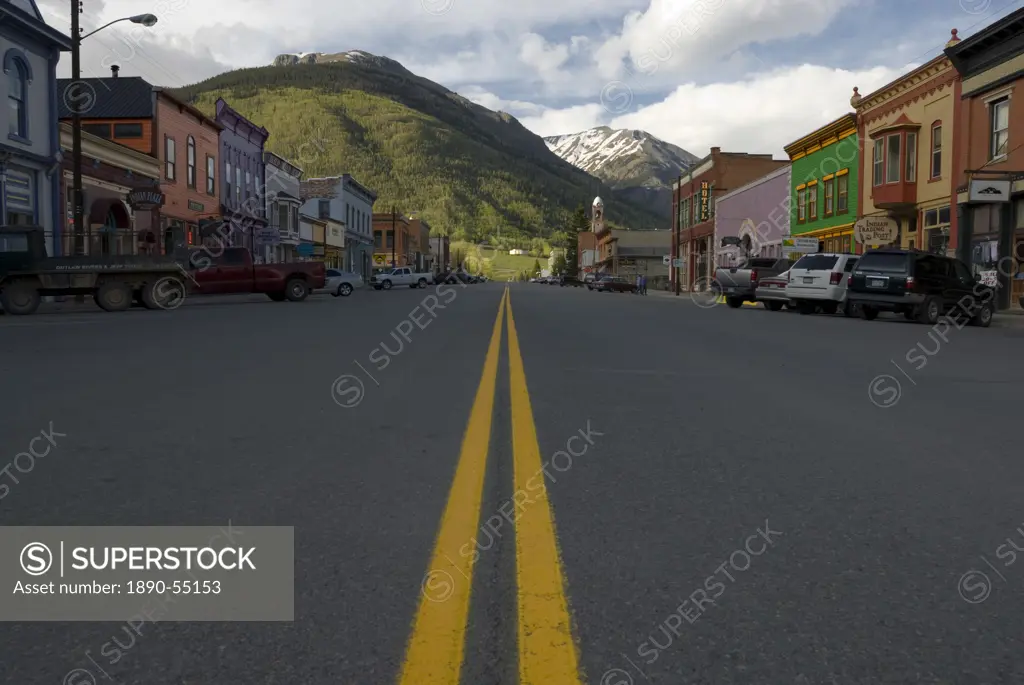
[398,287,583,685]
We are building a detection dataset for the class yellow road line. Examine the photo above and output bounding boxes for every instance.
[397,287,508,685]
[506,291,584,685]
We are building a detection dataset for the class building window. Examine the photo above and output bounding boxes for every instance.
[807,184,817,220]
[797,188,806,222]
[837,174,849,213]
[186,136,196,188]
[225,161,232,198]
[245,171,251,201]
[991,99,1009,160]
[165,136,176,180]
[924,205,951,255]
[824,179,834,216]
[886,134,900,183]
[114,123,142,138]
[206,155,215,195]
[235,167,241,202]
[872,139,883,186]
[319,200,330,218]
[374,231,382,248]
[278,204,288,232]
[386,232,394,248]
[83,123,111,138]
[7,57,28,139]
[930,124,942,178]
[905,132,917,182]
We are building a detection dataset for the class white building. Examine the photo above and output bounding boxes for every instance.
[300,175,376,280]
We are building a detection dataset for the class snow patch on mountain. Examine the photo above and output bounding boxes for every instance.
[543,126,699,184]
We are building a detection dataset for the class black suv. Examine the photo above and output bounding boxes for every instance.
[847,248,995,326]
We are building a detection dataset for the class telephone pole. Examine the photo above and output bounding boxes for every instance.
[391,206,396,267]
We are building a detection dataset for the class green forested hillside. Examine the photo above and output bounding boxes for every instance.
[171,57,664,240]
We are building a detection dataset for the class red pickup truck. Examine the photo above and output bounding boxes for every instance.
[183,247,325,301]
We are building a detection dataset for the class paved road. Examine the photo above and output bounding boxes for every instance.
[1,282,1023,684]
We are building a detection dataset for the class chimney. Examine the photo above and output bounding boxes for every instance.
[710,146,720,155]
[111,65,119,77]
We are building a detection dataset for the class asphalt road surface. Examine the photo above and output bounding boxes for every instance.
[2,282,1023,684]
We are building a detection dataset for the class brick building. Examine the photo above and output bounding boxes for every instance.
[57,122,161,256]
[945,8,1024,309]
[57,68,223,256]
[671,148,789,289]
[372,211,413,268]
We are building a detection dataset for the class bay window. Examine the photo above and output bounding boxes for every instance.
[886,134,900,183]
[905,132,917,182]
[872,140,883,186]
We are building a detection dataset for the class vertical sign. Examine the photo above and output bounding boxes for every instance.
[699,181,710,223]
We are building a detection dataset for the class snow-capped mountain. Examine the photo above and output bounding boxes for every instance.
[544,127,699,187]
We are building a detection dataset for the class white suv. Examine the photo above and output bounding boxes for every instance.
[784,253,859,315]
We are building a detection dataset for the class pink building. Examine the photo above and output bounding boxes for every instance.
[713,165,792,267]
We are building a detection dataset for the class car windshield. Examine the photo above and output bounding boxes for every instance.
[858,253,909,272]
[793,255,840,270]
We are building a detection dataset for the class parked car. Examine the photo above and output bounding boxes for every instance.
[593,275,636,293]
[325,269,363,297]
[584,273,606,290]
[785,253,859,316]
[559,275,584,287]
[715,257,793,308]
[0,225,187,315]
[754,270,793,311]
[370,267,433,290]
[183,246,325,302]
[847,248,995,326]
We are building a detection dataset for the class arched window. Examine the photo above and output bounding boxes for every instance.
[186,136,196,188]
[4,50,31,139]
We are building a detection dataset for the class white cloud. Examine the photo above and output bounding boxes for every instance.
[598,0,856,80]
[519,63,912,156]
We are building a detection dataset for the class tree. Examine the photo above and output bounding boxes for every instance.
[531,259,542,277]
[551,252,567,276]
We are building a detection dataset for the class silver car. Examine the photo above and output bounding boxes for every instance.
[325,269,363,297]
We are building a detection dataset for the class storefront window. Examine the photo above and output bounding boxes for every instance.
[971,204,1002,286]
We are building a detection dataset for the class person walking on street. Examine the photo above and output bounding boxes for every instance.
[635,274,641,294]
[640,274,647,295]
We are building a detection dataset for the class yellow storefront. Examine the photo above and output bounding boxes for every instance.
[791,221,856,253]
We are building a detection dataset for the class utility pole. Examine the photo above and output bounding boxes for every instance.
[391,206,396,268]
[70,0,84,256]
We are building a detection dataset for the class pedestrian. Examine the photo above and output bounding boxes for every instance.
[635,274,641,294]
[640,274,646,295]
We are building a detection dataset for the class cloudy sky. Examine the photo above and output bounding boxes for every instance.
[38,0,1021,158]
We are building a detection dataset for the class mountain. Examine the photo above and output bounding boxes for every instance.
[169,52,666,239]
[544,126,700,215]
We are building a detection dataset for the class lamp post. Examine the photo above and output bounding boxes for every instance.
[69,9,157,255]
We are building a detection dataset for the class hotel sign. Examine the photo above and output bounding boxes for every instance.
[126,190,164,211]
[699,181,710,222]
[968,179,1011,203]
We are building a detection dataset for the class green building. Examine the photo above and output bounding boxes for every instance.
[783,113,860,254]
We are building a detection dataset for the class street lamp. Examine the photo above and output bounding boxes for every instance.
[68,7,157,255]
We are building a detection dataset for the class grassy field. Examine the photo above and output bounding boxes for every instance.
[452,242,545,278]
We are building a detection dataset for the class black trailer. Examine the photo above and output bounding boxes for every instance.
[0,225,187,315]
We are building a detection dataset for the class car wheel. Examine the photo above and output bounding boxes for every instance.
[725,297,743,308]
[284,278,309,301]
[766,301,784,311]
[820,301,839,315]
[0,280,41,315]
[417,278,427,288]
[860,305,879,320]
[917,296,941,324]
[971,301,994,327]
[798,300,815,315]
[95,281,133,312]
[338,283,353,297]
[381,280,393,290]
[843,301,859,317]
